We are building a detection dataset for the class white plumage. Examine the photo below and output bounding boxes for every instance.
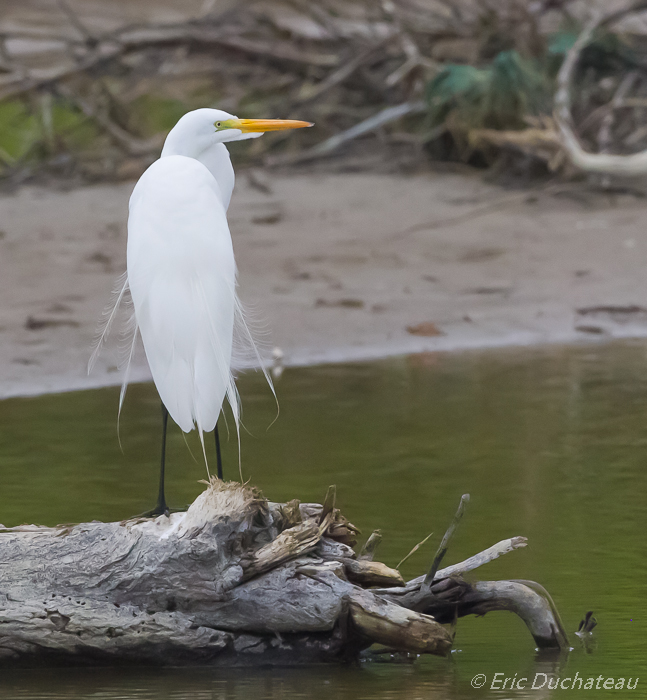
[127,155,236,433]
[90,108,311,476]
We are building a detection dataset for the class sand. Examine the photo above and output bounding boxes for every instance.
[2,171,647,398]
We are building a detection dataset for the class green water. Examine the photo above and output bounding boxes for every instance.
[1,342,645,698]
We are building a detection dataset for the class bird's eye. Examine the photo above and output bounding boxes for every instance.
[215,122,222,128]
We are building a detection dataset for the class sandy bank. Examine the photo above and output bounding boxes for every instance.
[2,171,647,398]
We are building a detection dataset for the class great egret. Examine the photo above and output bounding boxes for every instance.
[91,108,312,515]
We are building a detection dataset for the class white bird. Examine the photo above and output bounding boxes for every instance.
[91,108,312,514]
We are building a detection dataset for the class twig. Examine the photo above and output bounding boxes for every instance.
[358,529,382,561]
[423,493,469,588]
[56,0,97,46]
[284,0,338,35]
[624,123,647,147]
[597,71,639,153]
[396,531,434,570]
[39,92,55,153]
[318,485,336,525]
[384,56,421,88]
[296,41,387,104]
[0,22,340,102]
[266,101,427,166]
[117,25,339,67]
[381,0,421,62]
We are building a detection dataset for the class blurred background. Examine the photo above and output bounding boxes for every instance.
[5,0,647,397]
[2,0,647,182]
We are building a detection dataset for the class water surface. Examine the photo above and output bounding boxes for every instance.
[1,342,645,698]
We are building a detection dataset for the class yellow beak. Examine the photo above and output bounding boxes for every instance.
[225,118,313,132]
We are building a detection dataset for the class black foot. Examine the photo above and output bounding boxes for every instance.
[138,502,169,518]
[136,503,189,518]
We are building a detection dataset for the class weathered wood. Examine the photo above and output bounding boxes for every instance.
[358,529,382,561]
[343,559,404,588]
[426,581,570,650]
[241,519,323,581]
[348,590,452,656]
[0,480,568,665]
[378,538,569,651]
[377,537,529,596]
[424,493,470,587]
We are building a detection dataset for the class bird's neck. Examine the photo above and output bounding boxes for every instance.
[161,136,235,211]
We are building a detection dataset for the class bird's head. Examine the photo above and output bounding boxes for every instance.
[162,108,313,157]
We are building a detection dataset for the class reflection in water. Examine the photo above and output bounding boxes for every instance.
[0,341,645,698]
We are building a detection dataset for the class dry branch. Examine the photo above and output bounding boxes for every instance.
[0,22,341,102]
[348,590,449,655]
[344,559,405,587]
[424,492,469,587]
[358,529,382,560]
[555,2,647,175]
[377,536,529,595]
[295,41,389,104]
[266,101,427,165]
[469,119,565,171]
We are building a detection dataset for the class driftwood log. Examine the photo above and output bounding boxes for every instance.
[0,480,568,666]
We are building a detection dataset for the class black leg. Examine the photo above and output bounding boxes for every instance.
[215,421,223,480]
[144,403,169,517]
